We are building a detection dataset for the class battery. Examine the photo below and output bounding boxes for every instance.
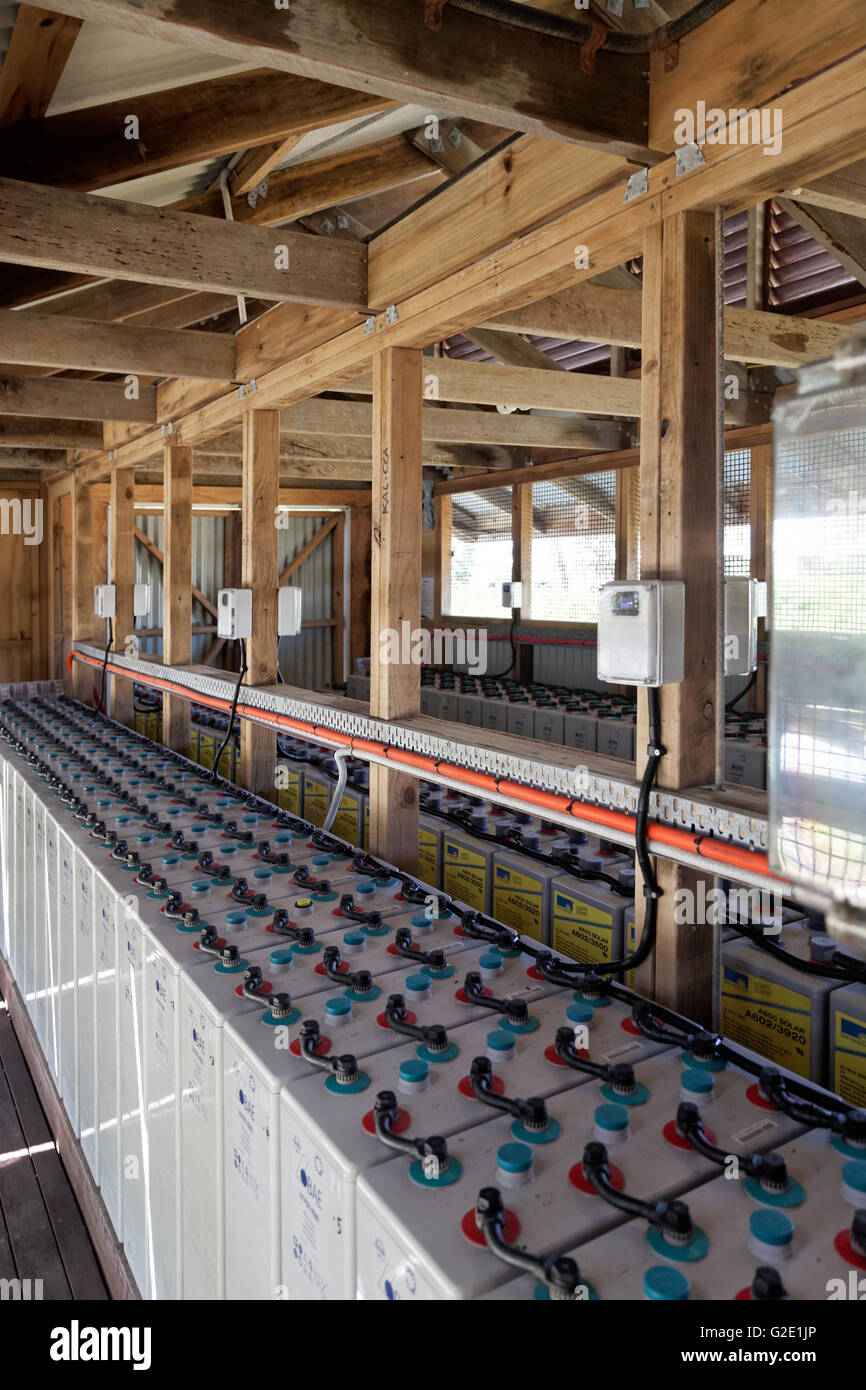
[417,813,442,889]
[481,699,511,734]
[355,1044,806,1300]
[276,761,304,816]
[829,983,866,1107]
[505,702,535,739]
[596,715,636,762]
[329,785,367,846]
[435,691,460,722]
[457,694,484,728]
[279,985,668,1300]
[223,938,554,1300]
[724,737,767,789]
[490,849,562,945]
[441,824,495,913]
[549,873,633,966]
[302,768,333,828]
[721,931,847,1085]
[533,707,564,745]
[562,710,598,753]
[488,1122,858,1301]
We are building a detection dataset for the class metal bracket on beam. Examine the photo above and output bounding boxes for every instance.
[385,305,399,326]
[424,0,450,30]
[364,317,376,336]
[675,143,706,178]
[623,168,649,203]
[246,175,269,210]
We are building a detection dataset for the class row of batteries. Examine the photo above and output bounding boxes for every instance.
[137,666,769,791]
[159,695,859,1104]
[0,695,864,1302]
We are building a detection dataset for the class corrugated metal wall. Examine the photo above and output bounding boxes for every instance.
[277,515,334,691]
[129,511,337,690]
[133,513,225,664]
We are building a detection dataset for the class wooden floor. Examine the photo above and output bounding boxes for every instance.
[0,994,108,1300]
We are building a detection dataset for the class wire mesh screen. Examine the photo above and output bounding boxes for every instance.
[626,452,751,579]
[770,380,866,908]
[530,474,616,622]
[724,449,752,576]
[448,487,513,617]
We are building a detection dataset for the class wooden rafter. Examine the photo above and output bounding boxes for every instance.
[0,6,81,124]
[0,178,369,309]
[44,0,654,157]
[180,136,439,227]
[0,73,395,189]
[0,310,238,380]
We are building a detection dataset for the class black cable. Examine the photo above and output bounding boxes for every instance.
[736,922,866,985]
[481,611,518,680]
[419,797,633,898]
[592,685,663,977]
[96,617,113,715]
[276,638,285,683]
[725,668,759,712]
[211,637,247,780]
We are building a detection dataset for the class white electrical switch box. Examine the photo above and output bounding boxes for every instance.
[93,584,115,619]
[217,588,253,639]
[277,585,303,637]
[501,581,522,609]
[597,580,685,686]
[132,583,151,618]
[724,577,760,677]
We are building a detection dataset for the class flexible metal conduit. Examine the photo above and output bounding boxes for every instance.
[450,0,735,50]
[70,649,787,895]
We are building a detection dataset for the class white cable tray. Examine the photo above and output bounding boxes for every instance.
[74,644,768,849]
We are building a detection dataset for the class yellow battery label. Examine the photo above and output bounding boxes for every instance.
[442,839,488,911]
[218,747,233,780]
[278,769,301,816]
[834,1009,866,1107]
[135,710,146,734]
[418,826,439,886]
[332,794,361,844]
[552,888,614,965]
[492,865,545,942]
[145,712,158,740]
[303,776,329,828]
[720,965,811,1078]
[198,733,215,767]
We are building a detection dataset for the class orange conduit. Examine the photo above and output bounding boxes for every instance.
[71,650,785,886]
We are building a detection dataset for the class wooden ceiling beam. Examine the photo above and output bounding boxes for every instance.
[484,284,856,367]
[0,448,66,469]
[648,0,866,152]
[0,5,81,124]
[0,309,238,379]
[279,397,611,450]
[350,358,641,417]
[178,136,440,227]
[0,415,102,449]
[0,373,155,422]
[0,177,369,309]
[783,157,866,218]
[66,42,866,478]
[45,0,654,157]
[368,136,637,308]
[0,72,395,190]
